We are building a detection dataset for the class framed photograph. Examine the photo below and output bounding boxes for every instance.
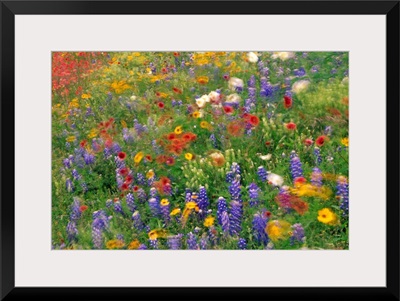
[1,0,399,300]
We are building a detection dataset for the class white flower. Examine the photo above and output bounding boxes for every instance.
[247,52,259,63]
[267,173,284,187]
[226,93,241,104]
[208,91,220,102]
[259,154,272,161]
[228,77,244,91]
[130,95,137,101]
[196,95,210,108]
[341,77,349,85]
[271,52,295,61]
[292,80,310,94]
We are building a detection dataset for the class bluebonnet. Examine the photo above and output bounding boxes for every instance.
[229,174,242,202]
[149,239,159,249]
[225,171,234,184]
[112,143,122,154]
[160,199,170,223]
[311,167,323,187]
[72,169,81,181]
[80,181,88,193]
[230,200,242,235]
[197,186,209,218]
[252,212,269,245]
[148,198,160,217]
[132,211,145,231]
[257,166,267,182]
[126,193,137,213]
[199,237,209,250]
[138,244,148,250]
[186,232,199,250]
[137,188,147,203]
[217,197,228,225]
[113,200,125,216]
[66,178,74,193]
[122,128,134,143]
[66,221,78,242]
[91,210,109,249]
[293,67,306,77]
[83,152,95,165]
[103,147,112,159]
[136,173,146,186]
[290,223,305,245]
[238,238,247,250]
[289,151,304,180]
[248,182,261,207]
[313,147,322,165]
[336,176,349,216]
[221,211,230,236]
[167,234,182,250]
[260,77,273,98]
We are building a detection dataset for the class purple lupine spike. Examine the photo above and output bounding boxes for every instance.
[149,239,159,249]
[248,182,261,207]
[136,173,146,186]
[230,162,241,176]
[116,234,124,243]
[200,237,209,250]
[209,134,217,148]
[148,198,160,217]
[225,171,234,184]
[260,77,273,98]
[186,232,199,250]
[103,147,112,159]
[336,176,349,216]
[70,197,81,221]
[91,225,103,249]
[238,238,247,250]
[66,221,78,242]
[92,139,101,152]
[113,200,125,216]
[221,211,230,236]
[80,181,88,193]
[83,152,95,165]
[132,211,145,231]
[247,75,256,88]
[112,143,122,154]
[313,147,322,165]
[138,244,148,250]
[167,234,182,250]
[257,166,267,182]
[122,128,134,143]
[66,178,74,193]
[63,158,72,169]
[252,212,269,245]
[72,169,81,181]
[137,188,147,203]
[208,226,218,246]
[217,197,228,225]
[185,190,192,203]
[229,174,241,201]
[290,223,305,245]
[106,199,113,208]
[91,210,109,249]
[311,167,323,187]
[134,119,146,136]
[126,193,137,213]
[151,139,162,154]
[197,186,209,218]
[293,67,306,77]
[230,200,243,236]
[163,183,172,196]
[114,156,125,169]
[290,151,304,181]
[160,199,170,223]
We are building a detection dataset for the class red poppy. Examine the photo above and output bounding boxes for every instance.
[172,87,182,94]
[264,211,272,218]
[316,135,327,147]
[158,102,165,109]
[145,155,152,162]
[294,177,307,186]
[119,167,129,176]
[105,121,111,128]
[246,114,260,126]
[160,176,171,186]
[161,68,168,73]
[223,106,234,115]
[283,95,292,109]
[304,138,313,146]
[167,133,176,140]
[125,175,133,184]
[265,141,271,146]
[286,122,297,130]
[118,152,126,160]
[80,140,87,148]
[156,155,167,164]
[171,138,184,146]
[165,157,175,166]
[79,205,88,212]
[121,183,129,191]
[173,52,180,57]
[182,132,196,142]
[133,185,139,192]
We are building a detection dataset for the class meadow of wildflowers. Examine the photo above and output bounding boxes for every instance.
[52,51,349,250]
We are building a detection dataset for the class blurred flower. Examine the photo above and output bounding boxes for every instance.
[286,122,297,130]
[271,52,295,61]
[267,173,284,187]
[170,208,181,216]
[226,93,241,104]
[200,121,212,130]
[174,126,183,135]
[341,137,349,147]
[316,135,328,147]
[283,95,292,109]
[209,152,225,167]
[204,216,215,227]
[317,208,339,225]
[228,77,244,91]
[134,151,144,163]
[196,95,210,108]
[265,220,291,242]
[292,80,310,94]
[127,240,140,250]
[196,76,209,84]
[247,52,259,63]
[106,239,125,249]
[192,111,202,118]
[185,153,193,160]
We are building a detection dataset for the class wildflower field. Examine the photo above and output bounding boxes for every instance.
[52,51,349,250]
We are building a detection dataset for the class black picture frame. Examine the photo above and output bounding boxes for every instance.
[1,1,399,300]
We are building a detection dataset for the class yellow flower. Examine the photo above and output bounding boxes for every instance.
[148,229,168,240]
[341,137,349,147]
[146,169,155,179]
[127,240,140,250]
[158,92,168,99]
[127,55,133,61]
[68,98,79,108]
[121,120,128,128]
[174,126,183,135]
[134,151,144,163]
[81,93,91,99]
[203,216,215,227]
[111,80,131,94]
[200,121,212,130]
[185,153,193,160]
[132,52,141,57]
[87,128,98,139]
[289,184,332,201]
[66,136,76,142]
[160,199,170,206]
[265,220,292,242]
[196,76,209,85]
[106,239,125,249]
[170,208,181,216]
[185,202,197,209]
[192,111,201,118]
[317,208,339,225]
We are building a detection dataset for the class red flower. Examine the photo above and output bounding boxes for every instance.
[223,106,234,115]
[227,121,245,136]
[125,175,133,184]
[286,122,297,130]
[165,157,175,166]
[145,155,152,162]
[79,205,88,212]
[156,155,167,164]
[245,114,260,126]
[121,183,129,191]
[118,152,126,160]
[223,74,230,80]
[173,52,180,57]
[294,177,307,186]
[80,140,87,148]
[133,185,139,192]
[119,167,129,176]
[158,102,165,109]
[182,132,196,142]
[316,135,327,147]
[172,87,182,94]
[283,95,292,109]
[264,211,272,218]
[265,141,271,146]
[304,138,313,146]
[167,133,176,140]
